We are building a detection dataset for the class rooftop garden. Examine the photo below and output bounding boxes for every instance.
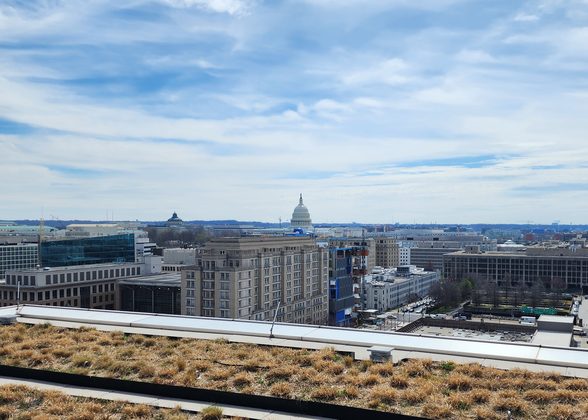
[1,323,588,419]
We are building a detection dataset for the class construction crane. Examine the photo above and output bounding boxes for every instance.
[50,215,67,230]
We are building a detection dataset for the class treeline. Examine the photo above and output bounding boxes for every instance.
[146,226,211,248]
[429,275,570,310]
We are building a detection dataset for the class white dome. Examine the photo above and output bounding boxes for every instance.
[291,194,312,228]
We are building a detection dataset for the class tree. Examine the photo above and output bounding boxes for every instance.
[502,272,512,306]
[157,228,178,247]
[528,280,543,308]
[429,280,461,308]
[459,278,473,301]
[147,227,159,243]
[512,281,524,307]
[551,276,566,308]
[179,230,196,245]
[487,279,500,308]
[470,274,487,307]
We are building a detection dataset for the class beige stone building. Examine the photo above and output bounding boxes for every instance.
[181,236,328,324]
[374,238,399,268]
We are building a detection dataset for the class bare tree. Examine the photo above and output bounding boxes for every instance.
[528,279,543,308]
[470,274,486,307]
[429,280,461,308]
[551,276,566,308]
[512,281,524,307]
[488,279,500,308]
[502,272,512,306]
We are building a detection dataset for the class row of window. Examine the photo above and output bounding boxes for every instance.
[1,283,116,302]
[4,267,139,287]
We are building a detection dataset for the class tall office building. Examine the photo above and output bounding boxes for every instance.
[182,236,328,324]
[374,238,399,268]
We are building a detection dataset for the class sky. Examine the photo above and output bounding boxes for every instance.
[2,0,588,224]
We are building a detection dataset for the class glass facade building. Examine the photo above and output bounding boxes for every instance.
[40,234,135,267]
[0,244,39,279]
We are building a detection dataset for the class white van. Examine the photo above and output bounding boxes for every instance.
[519,316,535,325]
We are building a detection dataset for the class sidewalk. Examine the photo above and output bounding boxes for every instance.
[0,376,331,420]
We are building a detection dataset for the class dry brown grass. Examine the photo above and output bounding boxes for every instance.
[269,382,292,398]
[0,385,202,419]
[369,385,398,404]
[2,323,588,420]
[547,403,576,420]
[309,385,338,401]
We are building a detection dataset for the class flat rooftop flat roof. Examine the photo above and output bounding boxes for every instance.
[118,273,181,286]
[539,315,574,324]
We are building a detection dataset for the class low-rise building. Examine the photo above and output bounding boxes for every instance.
[0,263,144,309]
[364,266,440,312]
[410,241,462,270]
[1,258,167,311]
[443,246,588,290]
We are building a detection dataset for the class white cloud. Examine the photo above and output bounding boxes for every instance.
[454,49,497,63]
[156,0,254,14]
[342,59,410,86]
[3,0,588,223]
[514,13,540,21]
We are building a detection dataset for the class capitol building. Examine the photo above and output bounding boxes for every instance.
[290,194,313,229]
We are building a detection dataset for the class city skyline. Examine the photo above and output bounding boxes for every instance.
[2,1,588,223]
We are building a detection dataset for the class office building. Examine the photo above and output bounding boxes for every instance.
[410,241,462,270]
[39,234,136,267]
[399,247,411,265]
[365,266,440,312]
[181,236,328,324]
[443,247,588,291]
[1,256,167,310]
[0,263,144,309]
[374,237,399,268]
[0,243,39,280]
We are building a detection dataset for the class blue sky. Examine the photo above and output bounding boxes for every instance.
[2,0,588,224]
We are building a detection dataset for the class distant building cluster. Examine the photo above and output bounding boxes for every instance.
[2,198,587,327]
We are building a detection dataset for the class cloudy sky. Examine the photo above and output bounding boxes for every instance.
[2,0,588,224]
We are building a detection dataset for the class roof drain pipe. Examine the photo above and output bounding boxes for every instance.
[269,301,281,339]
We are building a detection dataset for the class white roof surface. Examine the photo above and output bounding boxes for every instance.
[2,305,587,370]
